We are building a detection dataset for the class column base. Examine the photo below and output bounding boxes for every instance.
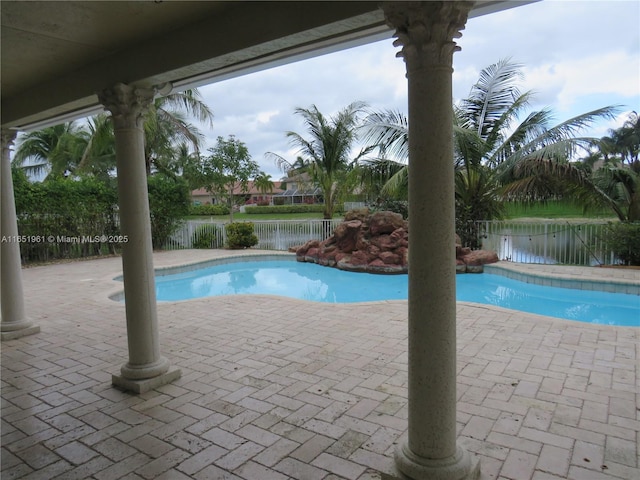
[1,322,40,341]
[112,367,181,394]
[120,355,171,380]
[384,442,480,480]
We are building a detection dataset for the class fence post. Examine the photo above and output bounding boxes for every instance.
[322,219,332,240]
[543,223,548,263]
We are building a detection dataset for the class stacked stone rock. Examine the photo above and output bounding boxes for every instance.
[296,209,498,273]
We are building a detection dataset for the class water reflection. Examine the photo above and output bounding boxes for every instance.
[154,260,639,326]
[455,273,638,326]
[479,222,613,266]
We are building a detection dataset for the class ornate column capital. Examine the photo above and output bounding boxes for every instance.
[382,1,474,71]
[1,129,18,149]
[98,83,156,130]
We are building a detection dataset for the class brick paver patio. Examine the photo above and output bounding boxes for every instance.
[2,250,638,479]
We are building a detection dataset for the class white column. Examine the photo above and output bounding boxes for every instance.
[98,83,180,393]
[1,129,40,340]
[382,2,479,479]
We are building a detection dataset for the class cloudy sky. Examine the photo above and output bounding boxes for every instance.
[194,0,639,179]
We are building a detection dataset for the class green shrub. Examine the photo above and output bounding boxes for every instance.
[147,175,190,249]
[370,200,408,219]
[192,224,223,249]
[13,171,189,261]
[189,203,230,216]
[244,204,343,215]
[603,222,640,266]
[13,171,120,263]
[226,222,258,249]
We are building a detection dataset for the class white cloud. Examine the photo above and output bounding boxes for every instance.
[256,110,280,124]
[524,51,640,112]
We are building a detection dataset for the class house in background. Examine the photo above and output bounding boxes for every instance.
[190,188,215,205]
[191,181,284,206]
[273,172,322,205]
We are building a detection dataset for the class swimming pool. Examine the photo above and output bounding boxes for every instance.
[150,258,639,327]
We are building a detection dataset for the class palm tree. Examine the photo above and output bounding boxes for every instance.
[254,172,275,197]
[143,89,214,176]
[13,89,214,180]
[584,166,639,222]
[13,122,89,179]
[361,59,618,246]
[76,114,116,180]
[562,112,640,222]
[357,109,409,206]
[267,101,371,219]
[358,157,408,204]
[598,112,639,168]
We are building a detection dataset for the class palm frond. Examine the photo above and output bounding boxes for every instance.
[155,108,204,149]
[156,89,214,127]
[497,106,620,179]
[515,106,619,158]
[459,58,526,138]
[452,122,485,169]
[77,114,115,174]
[483,92,539,162]
[264,151,293,173]
[360,109,409,161]
[381,165,409,199]
[17,161,50,178]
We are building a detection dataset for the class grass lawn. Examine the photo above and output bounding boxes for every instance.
[185,212,333,222]
[185,200,615,222]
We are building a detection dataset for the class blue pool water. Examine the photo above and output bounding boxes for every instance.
[154,260,639,327]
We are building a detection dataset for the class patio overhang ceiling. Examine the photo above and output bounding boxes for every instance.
[1,0,531,131]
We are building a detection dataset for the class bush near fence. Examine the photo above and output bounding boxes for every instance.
[244,204,344,215]
[13,170,190,264]
[148,175,191,249]
[603,222,640,266]
[165,218,343,251]
[13,172,119,263]
[192,224,224,249]
[226,222,259,249]
[189,204,230,216]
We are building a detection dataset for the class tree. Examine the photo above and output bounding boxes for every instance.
[193,135,260,222]
[361,59,618,246]
[572,112,639,222]
[13,88,213,180]
[13,122,89,180]
[357,109,408,205]
[76,114,116,180]
[253,173,275,201]
[267,101,371,219]
[598,112,639,168]
[358,158,407,204]
[568,162,640,223]
[147,175,191,249]
[143,89,214,176]
[288,157,309,176]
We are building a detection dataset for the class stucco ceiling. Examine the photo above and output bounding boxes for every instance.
[1,1,527,131]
